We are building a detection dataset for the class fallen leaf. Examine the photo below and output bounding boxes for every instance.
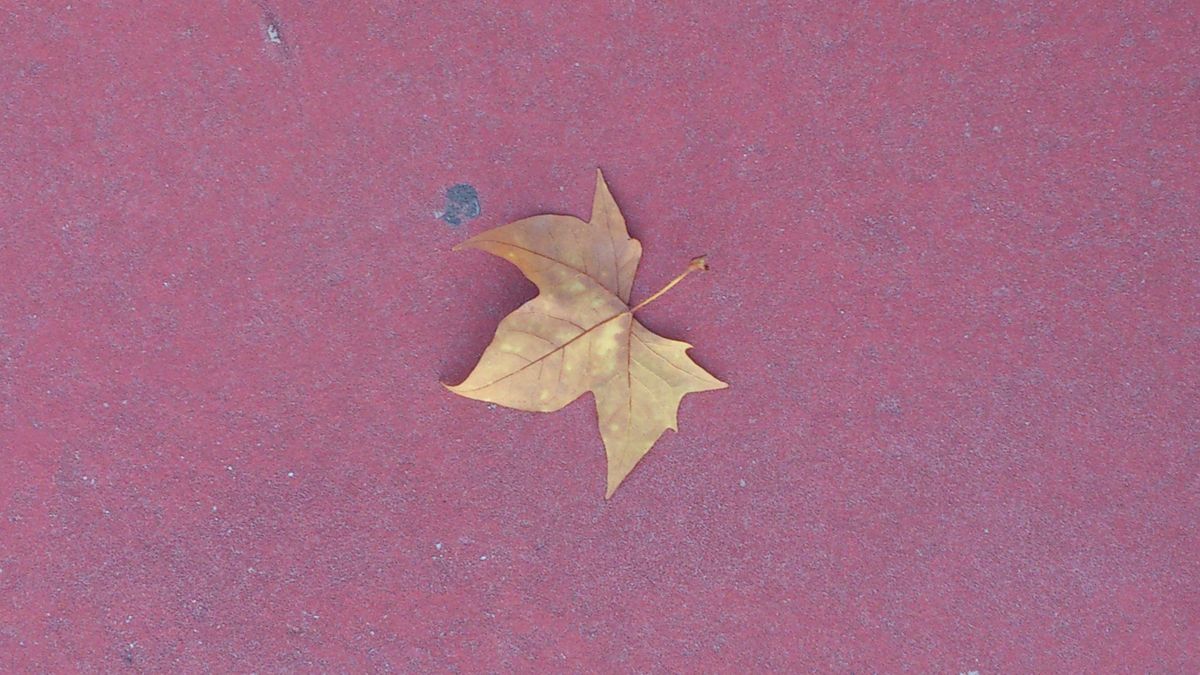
[446,170,727,498]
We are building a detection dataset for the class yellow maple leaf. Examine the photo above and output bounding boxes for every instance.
[446,170,727,497]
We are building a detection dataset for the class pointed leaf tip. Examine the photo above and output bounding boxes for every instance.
[594,168,620,207]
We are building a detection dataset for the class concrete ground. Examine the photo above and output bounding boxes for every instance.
[1,2,1196,671]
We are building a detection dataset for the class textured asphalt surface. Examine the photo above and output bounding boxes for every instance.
[1,2,1197,671]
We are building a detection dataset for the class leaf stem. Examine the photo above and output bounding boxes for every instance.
[629,256,710,313]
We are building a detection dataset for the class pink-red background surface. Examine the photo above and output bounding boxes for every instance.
[2,1,1197,671]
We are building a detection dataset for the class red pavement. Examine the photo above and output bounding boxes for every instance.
[1,2,1197,672]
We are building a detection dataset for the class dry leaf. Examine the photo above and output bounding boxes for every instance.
[446,170,727,498]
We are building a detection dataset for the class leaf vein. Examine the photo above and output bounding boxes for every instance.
[632,331,708,381]
[508,328,555,346]
[453,312,627,392]
[470,239,614,294]
[522,309,588,332]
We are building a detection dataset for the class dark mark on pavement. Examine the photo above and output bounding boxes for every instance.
[254,0,287,51]
[440,184,481,226]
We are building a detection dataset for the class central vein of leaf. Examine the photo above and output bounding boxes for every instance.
[454,310,629,392]
[457,256,710,392]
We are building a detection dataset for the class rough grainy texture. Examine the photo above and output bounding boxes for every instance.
[0,1,1196,671]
